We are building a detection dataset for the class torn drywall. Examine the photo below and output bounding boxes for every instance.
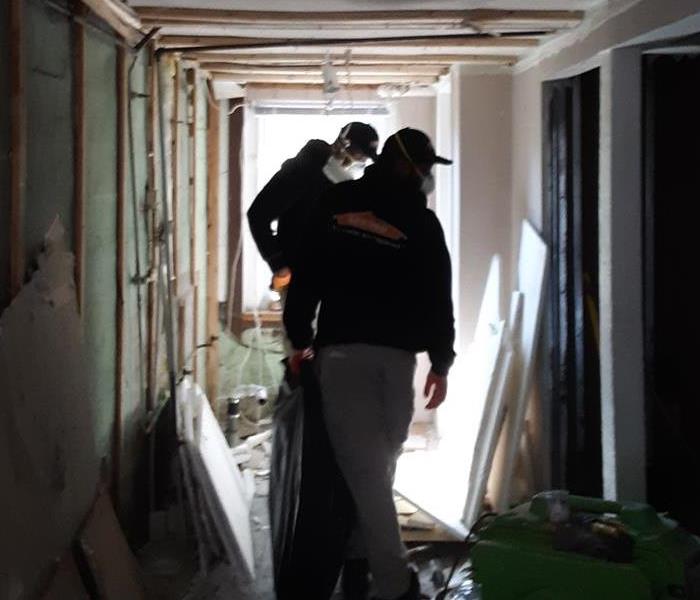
[0,220,99,597]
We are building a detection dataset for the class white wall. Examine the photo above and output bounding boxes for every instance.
[392,95,436,143]
[453,68,513,348]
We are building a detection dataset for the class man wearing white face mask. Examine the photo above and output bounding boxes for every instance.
[247,122,379,292]
[284,128,455,600]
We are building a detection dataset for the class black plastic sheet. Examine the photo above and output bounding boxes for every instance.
[269,362,356,600]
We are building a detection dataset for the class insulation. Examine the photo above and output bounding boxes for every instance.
[0,221,99,596]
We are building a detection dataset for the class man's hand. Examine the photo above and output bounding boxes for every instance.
[424,371,447,410]
[289,347,315,376]
[271,267,292,291]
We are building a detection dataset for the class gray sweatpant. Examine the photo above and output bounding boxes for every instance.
[317,344,416,599]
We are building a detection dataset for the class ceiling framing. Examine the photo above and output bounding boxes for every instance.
[90,3,591,90]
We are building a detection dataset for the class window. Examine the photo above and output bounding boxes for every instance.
[241,107,392,311]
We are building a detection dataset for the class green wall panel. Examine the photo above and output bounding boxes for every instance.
[83,28,117,460]
[120,52,149,517]
[24,0,74,262]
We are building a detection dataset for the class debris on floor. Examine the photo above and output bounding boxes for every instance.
[217,329,285,426]
[177,378,256,575]
[77,492,147,600]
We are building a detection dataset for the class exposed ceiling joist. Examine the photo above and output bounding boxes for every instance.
[83,0,144,44]
[245,82,382,93]
[201,63,448,77]
[211,72,439,85]
[137,7,583,32]
[157,34,541,53]
[182,52,518,66]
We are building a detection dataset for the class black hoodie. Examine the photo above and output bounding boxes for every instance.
[247,139,334,272]
[284,163,456,376]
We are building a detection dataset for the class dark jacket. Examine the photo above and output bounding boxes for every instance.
[247,139,334,272]
[284,164,456,376]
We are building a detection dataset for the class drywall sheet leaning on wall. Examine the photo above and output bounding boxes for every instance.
[0,221,99,596]
[462,292,523,527]
[494,221,548,511]
[394,256,506,537]
[177,378,255,581]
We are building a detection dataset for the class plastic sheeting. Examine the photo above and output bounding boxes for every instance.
[269,363,355,600]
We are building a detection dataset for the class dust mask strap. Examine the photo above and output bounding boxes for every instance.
[396,133,432,193]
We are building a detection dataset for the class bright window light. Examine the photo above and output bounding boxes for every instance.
[242,110,392,311]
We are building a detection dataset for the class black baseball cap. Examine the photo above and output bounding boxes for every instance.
[340,122,380,161]
[382,127,453,166]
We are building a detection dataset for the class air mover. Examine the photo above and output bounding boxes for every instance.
[470,492,700,600]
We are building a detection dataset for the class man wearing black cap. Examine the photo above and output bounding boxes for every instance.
[247,122,379,292]
[284,128,456,600]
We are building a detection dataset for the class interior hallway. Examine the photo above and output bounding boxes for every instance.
[2,0,700,598]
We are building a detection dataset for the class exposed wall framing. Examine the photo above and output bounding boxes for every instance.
[171,60,181,299]
[187,68,198,381]
[205,95,220,406]
[146,43,158,411]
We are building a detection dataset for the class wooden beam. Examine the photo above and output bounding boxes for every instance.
[113,46,127,506]
[171,61,181,299]
[183,52,518,66]
[211,72,439,85]
[137,7,583,30]
[245,82,382,93]
[9,0,25,300]
[157,34,541,51]
[205,96,220,407]
[187,69,198,381]
[199,62,448,76]
[73,2,86,313]
[465,9,583,29]
[146,44,158,412]
[82,0,143,45]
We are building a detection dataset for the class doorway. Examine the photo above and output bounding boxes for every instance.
[643,50,700,534]
[543,68,602,497]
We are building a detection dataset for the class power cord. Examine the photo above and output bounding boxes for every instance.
[434,512,498,600]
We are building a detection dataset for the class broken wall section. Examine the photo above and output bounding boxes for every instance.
[0,224,100,598]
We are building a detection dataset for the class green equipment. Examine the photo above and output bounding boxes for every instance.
[470,492,700,600]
